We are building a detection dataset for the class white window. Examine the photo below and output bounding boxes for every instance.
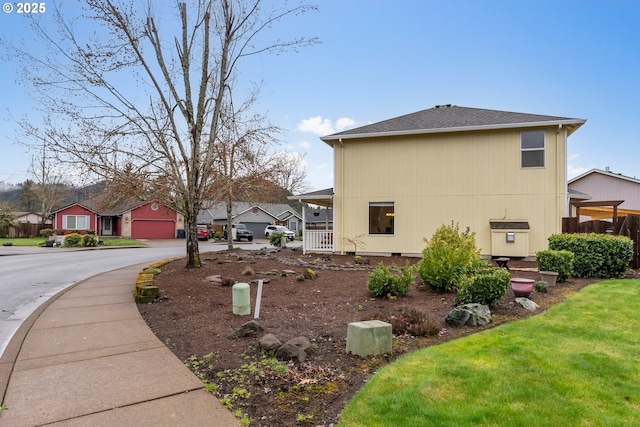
[369,202,394,235]
[63,215,90,230]
[288,221,297,231]
[521,130,545,168]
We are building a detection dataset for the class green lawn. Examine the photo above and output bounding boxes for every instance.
[100,238,146,247]
[0,237,146,247]
[338,279,640,427]
[0,237,47,246]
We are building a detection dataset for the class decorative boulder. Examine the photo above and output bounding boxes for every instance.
[258,333,282,351]
[275,336,312,363]
[445,303,492,326]
[515,297,540,311]
[229,320,264,338]
[303,268,318,280]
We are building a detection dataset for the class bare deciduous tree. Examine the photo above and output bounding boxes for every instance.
[2,0,317,267]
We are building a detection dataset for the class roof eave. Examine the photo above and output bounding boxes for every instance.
[321,119,586,144]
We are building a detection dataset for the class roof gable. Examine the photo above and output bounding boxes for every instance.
[321,105,585,142]
[568,168,640,186]
[52,198,175,216]
[198,201,301,223]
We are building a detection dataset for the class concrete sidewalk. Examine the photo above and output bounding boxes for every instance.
[0,264,239,427]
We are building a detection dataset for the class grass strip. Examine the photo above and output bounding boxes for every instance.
[339,279,640,427]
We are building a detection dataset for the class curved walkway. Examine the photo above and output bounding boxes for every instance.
[0,264,238,427]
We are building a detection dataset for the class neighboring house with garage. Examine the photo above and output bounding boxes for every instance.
[291,105,586,258]
[198,202,302,237]
[52,198,183,239]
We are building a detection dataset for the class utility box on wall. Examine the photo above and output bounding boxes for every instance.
[490,220,530,257]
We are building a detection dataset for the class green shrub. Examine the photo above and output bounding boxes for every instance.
[548,233,633,278]
[367,261,414,298]
[64,233,83,247]
[417,222,481,292]
[456,267,511,306]
[268,231,285,247]
[39,228,53,238]
[82,233,99,247]
[534,280,548,293]
[535,249,574,282]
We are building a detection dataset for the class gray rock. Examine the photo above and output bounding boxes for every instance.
[285,336,312,354]
[205,275,222,284]
[229,320,264,338]
[515,297,540,311]
[258,333,282,351]
[274,336,312,363]
[445,303,492,326]
[303,268,318,280]
[275,342,307,363]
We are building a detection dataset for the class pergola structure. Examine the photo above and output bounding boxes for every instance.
[571,200,625,222]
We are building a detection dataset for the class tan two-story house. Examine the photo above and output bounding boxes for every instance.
[293,105,585,258]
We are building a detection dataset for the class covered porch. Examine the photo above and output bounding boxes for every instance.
[288,188,334,254]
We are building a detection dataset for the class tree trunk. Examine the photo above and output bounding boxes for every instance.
[184,202,202,268]
[226,199,234,250]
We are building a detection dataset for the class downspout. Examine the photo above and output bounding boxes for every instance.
[339,138,344,254]
[557,124,566,222]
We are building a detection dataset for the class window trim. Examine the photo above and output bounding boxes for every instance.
[63,214,91,230]
[520,130,545,168]
[369,202,395,235]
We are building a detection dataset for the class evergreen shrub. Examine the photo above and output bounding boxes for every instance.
[548,233,633,278]
[456,267,511,306]
[536,249,574,282]
[367,261,414,298]
[64,233,83,247]
[417,222,481,292]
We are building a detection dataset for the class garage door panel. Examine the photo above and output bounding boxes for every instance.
[245,222,270,237]
[132,220,176,239]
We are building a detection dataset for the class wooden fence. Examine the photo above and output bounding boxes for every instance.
[7,223,49,238]
[562,214,640,269]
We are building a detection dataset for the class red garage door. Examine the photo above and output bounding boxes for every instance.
[131,220,176,239]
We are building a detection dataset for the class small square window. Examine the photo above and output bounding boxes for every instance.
[369,202,394,234]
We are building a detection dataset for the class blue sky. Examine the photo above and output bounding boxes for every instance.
[1,1,639,192]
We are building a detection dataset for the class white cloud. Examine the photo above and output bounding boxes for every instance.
[335,117,356,132]
[315,163,327,170]
[567,163,590,179]
[297,116,335,136]
[299,140,311,150]
[297,116,358,136]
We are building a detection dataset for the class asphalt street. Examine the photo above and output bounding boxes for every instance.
[0,238,286,358]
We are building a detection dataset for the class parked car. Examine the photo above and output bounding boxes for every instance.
[197,225,209,241]
[264,225,295,241]
[223,223,254,241]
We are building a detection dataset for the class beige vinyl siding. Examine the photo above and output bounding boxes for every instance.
[333,127,566,257]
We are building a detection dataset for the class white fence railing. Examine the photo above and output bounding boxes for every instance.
[304,230,333,253]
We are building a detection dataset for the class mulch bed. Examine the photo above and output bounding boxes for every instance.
[138,247,600,426]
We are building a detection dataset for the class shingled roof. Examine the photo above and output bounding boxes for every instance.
[321,105,585,143]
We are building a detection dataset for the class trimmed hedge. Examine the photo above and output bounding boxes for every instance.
[456,267,511,306]
[536,249,574,282]
[548,233,633,278]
